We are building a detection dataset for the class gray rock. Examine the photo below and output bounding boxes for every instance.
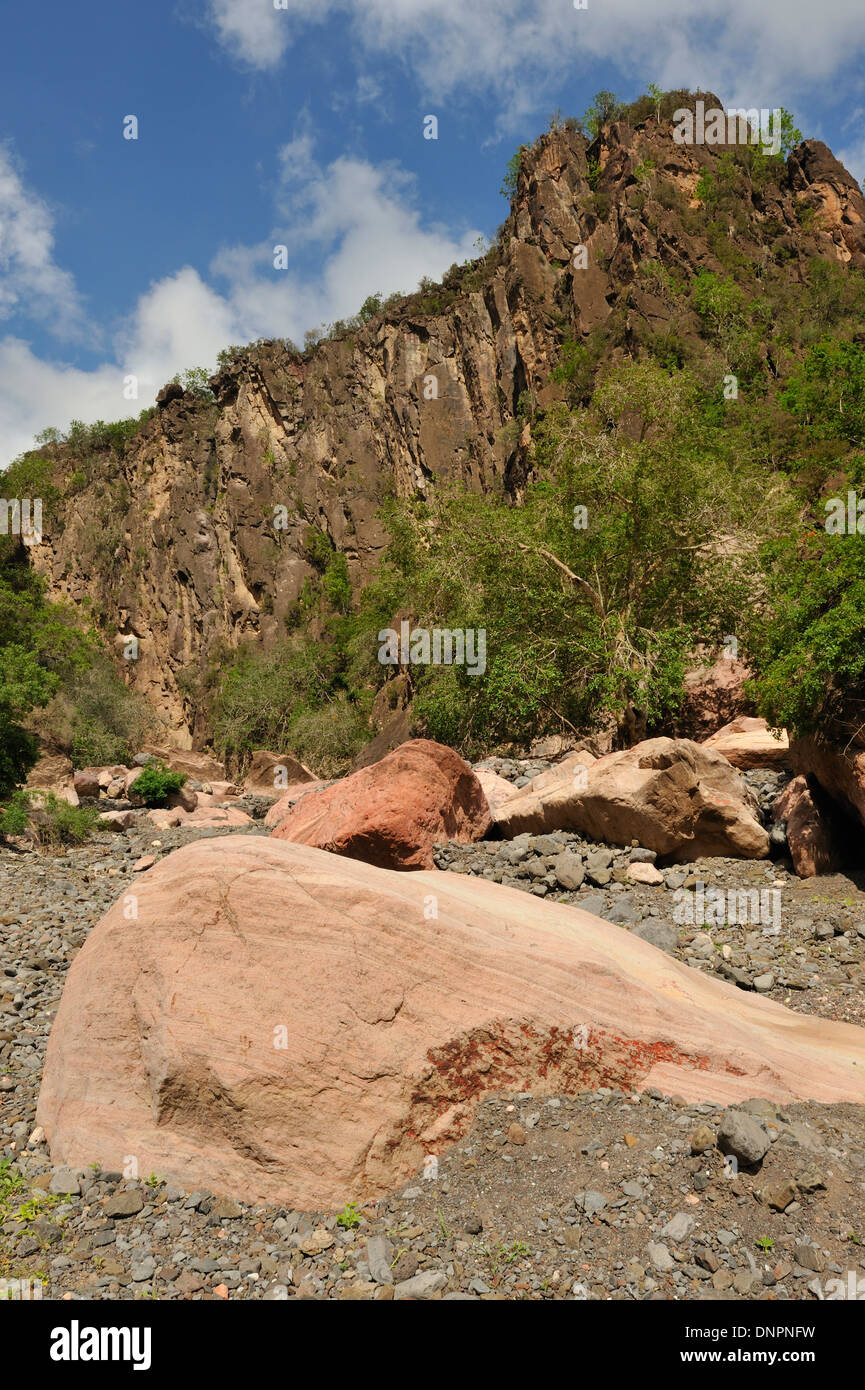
[394,1270,447,1300]
[647,1242,674,1273]
[661,1212,695,1242]
[632,921,678,954]
[576,1190,608,1215]
[577,894,607,917]
[366,1236,392,1284]
[717,1109,771,1166]
[629,848,657,864]
[103,1189,145,1218]
[48,1167,82,1196]
[553,851,585,891]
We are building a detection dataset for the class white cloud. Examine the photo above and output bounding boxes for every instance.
[838,138,865,190]
[0,146,89,340]
[205,0,326,69]
[204,0,865,127]
[0,142,481,466]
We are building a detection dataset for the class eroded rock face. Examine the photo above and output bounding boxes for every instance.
[493,737,768,860]
[703,717,790,770]
[24,114,865,743]
[270,738,491,869]
[36,837,865,1208]
[790,736,865,831]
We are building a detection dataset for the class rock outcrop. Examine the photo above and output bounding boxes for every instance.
[270,738,491,869]
[493,737,768,860]
[22,102,865,744]
[36,837,865,1208]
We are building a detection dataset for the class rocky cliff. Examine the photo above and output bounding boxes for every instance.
[23,93,865,745]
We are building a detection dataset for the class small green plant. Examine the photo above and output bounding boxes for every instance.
[336,1202,361,1230]
[756,1235,775,1253]
[145,1173,160,1188]
[131,761,187,807]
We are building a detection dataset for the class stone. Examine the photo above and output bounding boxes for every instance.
[99,810,135,832]
[139,745,226,782]
[271,739,492,869]
[73,771,102,799]
[631,921,678,955]
[507,1122,526,1146]
[703,717,790,770]
[103,1190,144,1218]
[366,1236,392,1284]
[48,1166,82,1195]
[647,1242,674,1273]
[772,776,840,879]
[794,1242,825,1273]
[552,851,585,890]
[37,837,865,1210]
[394,1270,447,1300]
[627,862,664,886]
[661,1212,695,1242]
[717,1109,771,1166]
[493,738,769,861]
[692,1123,717,1156]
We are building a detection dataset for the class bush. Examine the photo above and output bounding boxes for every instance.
[131,761,187,807]
[24,791,103,849]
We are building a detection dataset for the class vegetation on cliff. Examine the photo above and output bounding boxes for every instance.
[3,89,865,776]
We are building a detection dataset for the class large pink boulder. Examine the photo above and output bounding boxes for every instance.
[36,837,865,1208]
[494,737,768,860]
[773,776,839,878]
[703,717,790,770]
[271,739,492,869]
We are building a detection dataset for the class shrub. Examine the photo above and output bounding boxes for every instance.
[131,761,187,807]
[25,791,103,849]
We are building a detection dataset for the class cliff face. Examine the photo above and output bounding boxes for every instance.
[26,98,865,745]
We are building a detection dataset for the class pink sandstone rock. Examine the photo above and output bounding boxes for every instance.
[99,811,135,832]
[473,768,520,817]
[271,739,492,869]
[703,717,790,770]
[73,770,102,799]
[36,837,865,1209]
[264,781,329,829]
[773,776,840,878]
[494,737,768,860]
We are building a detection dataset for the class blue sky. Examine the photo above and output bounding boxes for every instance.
[1,0,864,464]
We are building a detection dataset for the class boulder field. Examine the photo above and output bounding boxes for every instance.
[36,836,865,1209]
